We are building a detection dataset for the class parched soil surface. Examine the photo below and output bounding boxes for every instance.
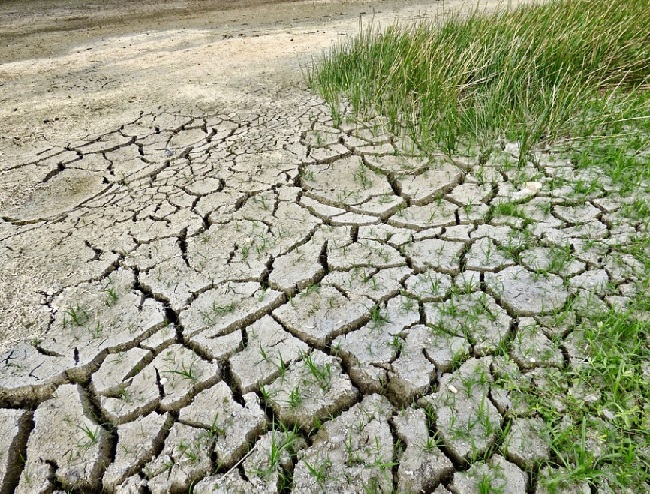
[1,1,646,493]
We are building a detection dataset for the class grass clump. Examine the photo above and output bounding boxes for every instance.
[309,0,650,156]
[533,302,650,491]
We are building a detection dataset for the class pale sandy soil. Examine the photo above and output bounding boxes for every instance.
[0,0,530,349]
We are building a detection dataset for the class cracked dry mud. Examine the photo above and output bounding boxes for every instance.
[2,92,647,494]
[1,3,648,494]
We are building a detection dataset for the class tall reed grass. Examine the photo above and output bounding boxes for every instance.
[309,0,650,156]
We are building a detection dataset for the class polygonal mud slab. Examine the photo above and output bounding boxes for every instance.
[450,454,527,494]
[465,237,515,272]
[309,142,350,162]
[569,269,610,295]
[447,182,492,205]
[0,342,69,404]
[292,394,394,493]
[16,384,111,493]
[187,329,243,363]
[393,407,454,493]
[425,292,511,356]
[441,224,475,242]
[395,162,463,205]
[273,285,373,348]
[423,327,471,374]
[101,344,220,424]
[39,269,167,380]
[389,200,458,230]
[404,272,453,301]
[144,422,212,494]
[327,239,405,271]
[91,347,152,396]
[519,246,586,277]
[554,203,601,224]
[103,412,172,492]
[420,358,502,463]
[179,382,266,467]
[322,265,411,302]
[268,239,325,292]
[0,409,31,493]
[403,238,464,274]
[139,257,212,311]
[388,325,438,405]
[264,350,358,430]
[301,155,394,207]
[484,266,568,316]
[511,318,564,369]
[454,270,482,293]
[229,315,309,393]
[180,282,284,338]
[502,417,550,469]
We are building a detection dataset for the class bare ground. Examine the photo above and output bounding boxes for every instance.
[0,0,526,350]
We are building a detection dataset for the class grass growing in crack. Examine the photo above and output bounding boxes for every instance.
[303,353,332,391]
[309,0,650,160]
[253,420,300,489]
[76,423,101,450]
[63,305,91,327]
[499,298,650,491]
[304,456,332,485]
[369,305,389,328]
[288,385,303,408]
[162,360,197,382]
[207,413,225,439]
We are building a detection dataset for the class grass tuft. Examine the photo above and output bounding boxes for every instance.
[309,0,650,157]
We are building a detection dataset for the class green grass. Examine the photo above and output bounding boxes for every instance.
[309,0,650,159]
[309,0,650,490]
[524,301,650,491]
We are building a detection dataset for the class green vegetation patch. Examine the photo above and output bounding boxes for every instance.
[309,0,650,157]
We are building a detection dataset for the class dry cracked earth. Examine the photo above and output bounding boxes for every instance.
[0,2,648,494]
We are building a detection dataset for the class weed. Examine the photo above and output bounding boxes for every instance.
[207,413,225,439]
[369,305,389,327]
[105,287,119,306]
[64,305,90,327]
[303,353,332,391]
[288,385,303,408]
[304,456,332,484]
[354,164,372,188]
[162,360,197,382]
[77,423,101,450]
